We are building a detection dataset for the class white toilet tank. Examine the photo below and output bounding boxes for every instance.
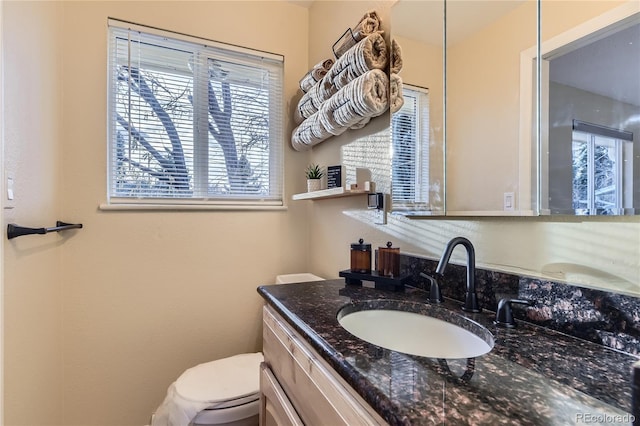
[275,273,324,284]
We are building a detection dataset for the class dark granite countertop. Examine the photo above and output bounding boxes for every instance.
[258,280,638,425]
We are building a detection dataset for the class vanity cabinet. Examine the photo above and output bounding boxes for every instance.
[259,364,303,426]
[260,305,385,426]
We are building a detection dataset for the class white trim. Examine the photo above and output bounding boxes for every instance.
[391,84,431,209]
[539,58,549,213]
[446,210,536,217]
[106,196,283,206]
[107,18,283,62]
[518,44,537,215]
[99,203,287,212]
[540,1,639,59]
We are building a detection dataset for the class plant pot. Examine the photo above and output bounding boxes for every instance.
[307,179,322,192]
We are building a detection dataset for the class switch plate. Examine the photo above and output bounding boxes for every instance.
[503,192,515,211]
[5,172,15,209]
[7,176,14,200]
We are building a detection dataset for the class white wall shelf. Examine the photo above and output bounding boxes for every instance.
[292,187,370,201]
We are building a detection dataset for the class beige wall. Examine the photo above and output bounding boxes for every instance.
[3,1,65,424]
[60,2,310,424]
[4,1,310,425]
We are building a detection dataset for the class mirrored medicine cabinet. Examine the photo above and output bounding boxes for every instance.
[389,0,639,217]
[540,1,640,216]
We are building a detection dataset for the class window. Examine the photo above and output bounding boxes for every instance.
[391,84,430,211]
[572,120,634,215]
[107,20,284,208]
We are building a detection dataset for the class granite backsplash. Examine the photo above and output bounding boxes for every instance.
[399,253,640,356]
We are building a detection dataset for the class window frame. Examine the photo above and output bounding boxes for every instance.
[391,83,431,212]
[103,19,285,211]
[571,120,634,215]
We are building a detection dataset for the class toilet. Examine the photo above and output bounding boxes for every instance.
[151,273,324,426]
[275,273,324,284]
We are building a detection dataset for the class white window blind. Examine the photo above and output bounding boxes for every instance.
[391,85,430,210]
[107,20,284,208]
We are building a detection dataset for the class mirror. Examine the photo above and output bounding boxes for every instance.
[393,0,638,217]
[540,2,640,215]
[390,0,445,216]
[445,0,538,215]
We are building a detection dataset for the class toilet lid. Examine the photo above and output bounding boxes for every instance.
[175,352,263,403]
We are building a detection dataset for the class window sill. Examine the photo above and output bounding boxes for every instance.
[99,203,287,212]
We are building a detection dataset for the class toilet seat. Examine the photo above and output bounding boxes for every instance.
[199,392,260,410]
[193,396,260,425]
[151,353,263,426]
[175,352,264,404]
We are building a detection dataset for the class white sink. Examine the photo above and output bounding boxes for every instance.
[337,306,493,359]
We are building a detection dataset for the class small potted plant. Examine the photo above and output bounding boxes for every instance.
[305,163,324,192]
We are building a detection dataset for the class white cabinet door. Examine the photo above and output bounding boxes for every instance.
[262,305,387,425]
[259,363,304,426]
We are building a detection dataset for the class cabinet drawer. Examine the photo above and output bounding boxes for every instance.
[262,305,385,425]
[260,363,304,426]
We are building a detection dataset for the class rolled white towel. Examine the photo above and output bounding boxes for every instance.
[291,69,389,151]
[391,39,403,74]
[294,33,387,125]
[330,68,389,127]
[350,117,371,130]
[293,77,335,125]
[328,32,388,91]
[390,73,405,114]
[299,68,327,94]
[318,99,351,137]
[299,58,335,93]
[291,117,335,151]
[333,10,382,58]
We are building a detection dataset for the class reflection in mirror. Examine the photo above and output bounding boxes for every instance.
[390,0,445,215]
[446,0,537,215]
[541,9,640,215]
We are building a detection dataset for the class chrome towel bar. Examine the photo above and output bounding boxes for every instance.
[7,221,83,240]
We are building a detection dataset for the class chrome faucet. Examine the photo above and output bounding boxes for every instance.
[435,237,481,313]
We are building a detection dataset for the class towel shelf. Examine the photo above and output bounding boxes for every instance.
[292,187,370,201]
[7,221,83,240]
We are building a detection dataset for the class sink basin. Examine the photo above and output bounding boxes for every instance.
[337,302,494,359]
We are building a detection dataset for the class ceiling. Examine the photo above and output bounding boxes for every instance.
[287,0,314,8]
[548,22,640,107]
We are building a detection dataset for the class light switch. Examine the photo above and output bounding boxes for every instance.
[5,172,16,209]
[504,192,514,211]
[7,176,14,200]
